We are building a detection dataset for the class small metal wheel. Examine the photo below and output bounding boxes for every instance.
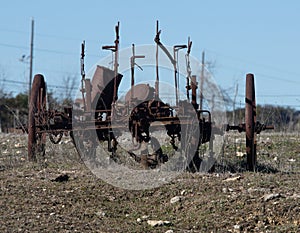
[28,74,47,161]
[245,73,257,171]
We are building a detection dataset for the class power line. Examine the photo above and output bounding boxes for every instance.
[0,42,28,50]
[205,48,300,78]
[0,27,100,44]
[0,79,77,90]
[0,42,100,57]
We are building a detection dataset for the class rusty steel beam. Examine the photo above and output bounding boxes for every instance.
[191,75,198,109]
[85,79,92,112]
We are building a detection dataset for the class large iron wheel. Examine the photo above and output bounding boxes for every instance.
[245,73,256,171]
[28,74,47,161]
[180,114,202,172]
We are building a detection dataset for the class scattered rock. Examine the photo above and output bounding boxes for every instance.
[137,215,149,223]
[170,196,182,204]
[262,193,282,202]
[147,220,171,227]
[96,210,106,217]
[247,187,268,193]
[180,190,187,195]
[233,224,241,232]
[223,176,242,182]
[14,143,24,148]
[236,152,245,157]
[288,193,300,199]
[3,149,9,155]
[165,230,174,233]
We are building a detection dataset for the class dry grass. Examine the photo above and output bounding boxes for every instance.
[0,132,299,232]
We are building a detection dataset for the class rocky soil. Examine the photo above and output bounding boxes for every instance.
[0,133,299,232]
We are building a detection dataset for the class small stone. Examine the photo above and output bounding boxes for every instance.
[14,143,23,148]
[223,176,241,182]
[289,193,300,199]
[180,190,186,195]
[96,210,106,217]
[3,150,9,155]
[262,193,281,202]
[233,224,241,232]
[147,220,171,227]
[165,230,174,233]
[137,218,142,223]
[236,152,245,157]
[170,196,182,204]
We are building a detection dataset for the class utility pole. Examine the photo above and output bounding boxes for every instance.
[199,51,205,110]
[28,18,34,107]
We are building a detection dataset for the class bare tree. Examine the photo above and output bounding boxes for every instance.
[0,66,7,98]
[62,75,77,106]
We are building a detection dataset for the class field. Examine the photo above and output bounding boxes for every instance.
[0,132,299,232]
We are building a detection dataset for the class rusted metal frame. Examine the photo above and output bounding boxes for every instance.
[191,75,198,109]
[197,110,211,123]
[102,22,120,105]
[226,122,274,134]
[185,37,192,101]
[113,22,120,104]
[80,41,87,110]
[85,79,92,112]
[130,44,145,106]
[154,21,176,101]
[155,20,160,100]
[173,44,187,106]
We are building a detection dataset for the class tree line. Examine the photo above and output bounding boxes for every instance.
[1,87,299,133]
[0,90,73,133]
[226,105,300,132]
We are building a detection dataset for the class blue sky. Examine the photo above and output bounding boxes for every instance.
[1,0,300,110]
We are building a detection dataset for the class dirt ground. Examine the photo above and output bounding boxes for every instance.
[0,133,299,232]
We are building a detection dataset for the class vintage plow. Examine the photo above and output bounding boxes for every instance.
[27,22,273,171]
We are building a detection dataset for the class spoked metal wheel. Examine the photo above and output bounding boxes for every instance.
[245,73,256,171]
[28,74,47,161]
[181,115,202,172]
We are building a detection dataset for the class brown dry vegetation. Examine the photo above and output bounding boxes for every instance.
[0,132,299,232]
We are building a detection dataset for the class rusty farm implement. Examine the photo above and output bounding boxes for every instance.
[27,22,273,172]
